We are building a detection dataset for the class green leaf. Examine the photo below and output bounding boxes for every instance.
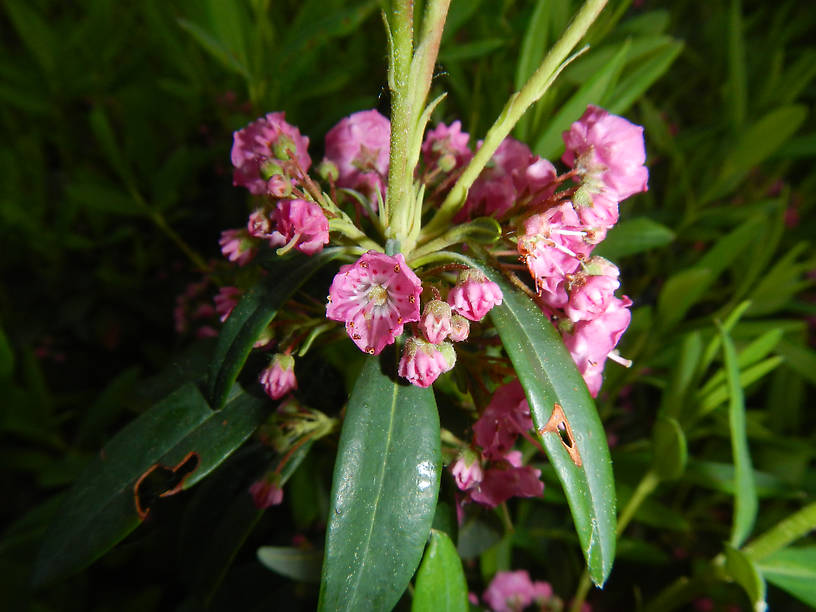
[533,40,630,159]
[439,38,507,62]
[32,383,265,585]
[592,217,675,259]
[3,0,56,76]
[412,530,468,612]
[177,18,250,78]
[704,105,808,202]
[652,417,687,481]
[318,353,441,611]
[207,249,343,409]
[758,547,816,608]
[727,0,747,128]
[606,41,683,115]
[775,339,816,387]
[479,265,616,587]
[206,0,250,75]
[719,324,757,548]
[724,545,767,612]
[656,268,713,331]
[257,547,323,583]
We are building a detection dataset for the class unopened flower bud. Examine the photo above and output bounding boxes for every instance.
[447,268,503,321]
[398,336,453,388]
[448,314,470,342]
[273,134,297,160]
[260,159,284,181]
[420,299,452,344]
[437,153,457,172]
[267,174,292,198]
[451,449,483,491]
[249,473,284,509]
[317,158,339,183]
[259,353,297,399]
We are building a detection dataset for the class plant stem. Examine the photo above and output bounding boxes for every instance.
[420,0,607,241]
[742,500,816,562]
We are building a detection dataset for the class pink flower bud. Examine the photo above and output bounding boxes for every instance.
[259,353,297,399]
[398,337,455,388]
[249,476,284,509]
[450,449,483,491]
[219,228,256,266]
[473,381,532,460]
[448,314,470,342]
[565,258,621,322]
[326,251,422,355]
[447,269,503,321]
[267,174,292,198]
[247,209,273,239]
[420,299,452,344]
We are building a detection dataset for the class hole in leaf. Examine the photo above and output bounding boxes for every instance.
[133,451,200,520]
[538,403,582,467]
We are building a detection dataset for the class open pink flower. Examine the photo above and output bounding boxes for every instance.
[268,199,329,255]
[473,381,532,460]
[231,112,311,195]
[259,353,297,399]
[398,337,455,388]
[562,104,648,201]
[323,109,391,201]
[219,228,256,266]
[447,268,503,321]
[326,251,422,355]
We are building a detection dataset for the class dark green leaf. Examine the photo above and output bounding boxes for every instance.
[412,530,468,612]
[724,544,767,611]
[32,383,265,585]
[0,324,13,379]
[177,18,250,78]
[719,324,757,548]
[318,353,440,611]
[207,249,343,409]
[758,547,816,607]
[592,217,675,259]
[606,41,683,115]
[652,417,687,481]
[479,265,616,587]
[257,547,323,583]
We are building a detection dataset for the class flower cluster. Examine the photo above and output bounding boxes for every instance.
[482,570,582,612]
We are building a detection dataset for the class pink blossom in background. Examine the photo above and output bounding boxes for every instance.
[259,353,297,399]
[562,104,649,202]
[398,337,455,387]
[483,570,535,612]
[473,381,532,460]
[451,450,483,491]
[421,120,473,170]
[214,286,243,322]
[219,228,256,266]
[323,109,391,201]
[419,299,453,344]
[268,199,329,255]
[231,112,311,195]
[469,461,543,508]
[447,268,503,321]
[249,478,284,509]
[326,251,422,355]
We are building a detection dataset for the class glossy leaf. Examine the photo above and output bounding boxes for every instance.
[724,544,767,612]
[207,249,343,409]
[719,324,757,548]
[318,352,441,611]
[758,546,816,608]
[478,264,616,587]
[258,547,323,583]
[412,530,468,612]
[32,383,265,585]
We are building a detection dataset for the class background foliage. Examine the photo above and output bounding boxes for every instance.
[1,0,814,610]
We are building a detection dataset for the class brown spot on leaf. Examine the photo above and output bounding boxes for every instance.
[538,403,582,467]
[133,451,200,520]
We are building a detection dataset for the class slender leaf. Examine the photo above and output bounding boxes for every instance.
[32,383,265,585]
[606,41,683,115]
[208,249,343,409]
[652,417,687,481]
[727,0,747,128]
[719,324,757,548]
[258,547,323,583]
[758,547,816,608]
[177,18,250,78]
[724,544,767,612]
[412,530,468,612]
[592,217,675,259]
[476,263,616,586]
[318,352,440,611]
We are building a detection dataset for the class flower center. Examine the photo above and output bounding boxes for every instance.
[367,284,389,307]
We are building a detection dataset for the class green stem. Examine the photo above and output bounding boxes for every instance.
[420,0,607,241]
[742,500,816,562]
[570,470,660,612]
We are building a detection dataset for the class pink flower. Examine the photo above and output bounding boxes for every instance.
[472,381,532,460]
[323,109,391,201]
[219,228,256,266]
[447,268,503,321]
[563,295,632,397]
[469,462,543,508]
[268,199,329,255]
[398,337,455,388]
[247,209,274,239]
[326,251,422,355]
[483,570,535,612]
[214,286,243,322]
[419,299,453,344]
[562,104,648,201]
[422,120,473,171]
[259,353,297,399]
[564,257,621,322]
[249,477,284,509]
[448,314,470,342]
[451,450,483,491]
[231,112,311,195]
